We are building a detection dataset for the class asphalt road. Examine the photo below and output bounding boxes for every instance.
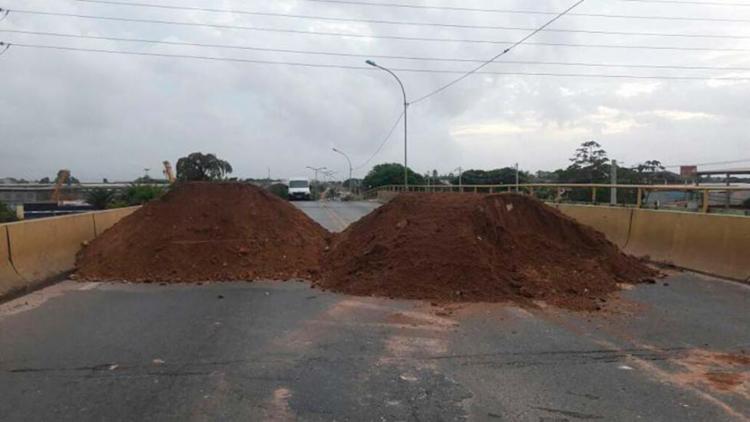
[0,201,748,421]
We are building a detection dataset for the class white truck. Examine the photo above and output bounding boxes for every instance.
[287,177,312,201]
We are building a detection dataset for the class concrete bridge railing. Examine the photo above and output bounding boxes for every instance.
[0,207,139,300]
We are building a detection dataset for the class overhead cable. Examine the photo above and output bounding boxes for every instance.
[9,9,750,52]
[411,0,587,104]
[355,112,405,171]
[301,0,750,23]
[7,42,750,81]
[5,29,750,72]
[71,0,750,40]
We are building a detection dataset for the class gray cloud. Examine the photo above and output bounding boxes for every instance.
[0,0,748,181]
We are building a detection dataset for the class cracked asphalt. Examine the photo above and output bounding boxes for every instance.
[0,200,748,421]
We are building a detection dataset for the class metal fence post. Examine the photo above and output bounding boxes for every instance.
[636,188,642,208]
[703,189,710,213]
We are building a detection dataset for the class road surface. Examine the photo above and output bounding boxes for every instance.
[0,201,748,421]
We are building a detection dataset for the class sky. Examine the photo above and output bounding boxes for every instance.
[0,0,749,182]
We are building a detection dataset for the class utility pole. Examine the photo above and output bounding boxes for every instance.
[515,163,520,192]
[611,160,618,206]
[454,167,463,192]
[366,60,409,189]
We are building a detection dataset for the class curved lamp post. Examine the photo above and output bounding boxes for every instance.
[332,147,353,191]
[366,59,409,189]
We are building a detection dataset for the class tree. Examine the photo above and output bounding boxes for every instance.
[85,188,116,210]
[53,170,80,185]
[176,152,233,181]
[451,168,529,185]
[570,141,609,168]
[632,160,680,184]
[560,141,611,184]
[363,163,424,189]
[120,184,166,205]
[0,201,17,223]
[38,177,51,184]
[267,183,289,199]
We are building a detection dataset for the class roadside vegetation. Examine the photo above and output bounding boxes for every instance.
[85,184,167,210]
[0,201,17,223]
[361,141,683,203]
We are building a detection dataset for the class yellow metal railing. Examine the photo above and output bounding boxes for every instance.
[364,183,750,214]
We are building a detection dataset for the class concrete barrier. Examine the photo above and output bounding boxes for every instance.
[5,213,96,285]
[376,190,399,203]
[556,204,633,249]
[93,206,139,236]
[0,225,26,298]
[625,209,750,282]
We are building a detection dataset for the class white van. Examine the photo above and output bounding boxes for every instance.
[287,177,312,201]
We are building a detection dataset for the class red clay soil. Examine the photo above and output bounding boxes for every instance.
[75,182,329,282]
[319,193,657,310]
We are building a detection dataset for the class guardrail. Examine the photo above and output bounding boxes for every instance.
[0,207,139,300]
[366,183,750,214]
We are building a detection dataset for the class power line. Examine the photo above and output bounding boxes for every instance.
[301,0,750,23]
[9,9,750,53]
[617,0,750,6]
[4,42,750,81]
[412,0,586,104]
[6,29,750,72]
[354,112,404,171]
[663,158,750,168]
[70,0,750,40]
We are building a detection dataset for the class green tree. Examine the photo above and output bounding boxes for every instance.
[267,183,289,199]
[0,201,17,223]
[85,188,116,210]
[362,163,424,189]
[452,168,529,185]
[176,152,233,181]
[119,184,166,205]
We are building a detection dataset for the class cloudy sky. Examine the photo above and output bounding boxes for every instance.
[0,0,748,181]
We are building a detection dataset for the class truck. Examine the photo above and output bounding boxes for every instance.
[287,177,312,201]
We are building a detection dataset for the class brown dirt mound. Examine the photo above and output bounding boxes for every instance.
[319,193,657,310]
[76,182,329,282]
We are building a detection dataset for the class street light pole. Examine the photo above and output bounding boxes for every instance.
[454,166,463,192]
[366,60,409,189]
[306,166,327,182]
[332,147,353,190]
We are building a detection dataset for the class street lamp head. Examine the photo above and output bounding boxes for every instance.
[365,60,377,67]
[332,147,339,153]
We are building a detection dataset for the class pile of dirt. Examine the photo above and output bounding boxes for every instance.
[76,182,329,282]
[319,193,657,310]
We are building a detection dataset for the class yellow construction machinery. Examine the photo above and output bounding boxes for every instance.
[52,169,71,205]
[163,161,176,183]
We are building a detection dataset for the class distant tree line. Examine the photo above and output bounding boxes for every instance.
[360,141,683,201]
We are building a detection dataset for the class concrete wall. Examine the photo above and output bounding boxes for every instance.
[93,207,139,236]
[0,207,138,299]
[556,205,750,282]
[376,190,399,203]
[556,204,632,249]
[0,225,26,296]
